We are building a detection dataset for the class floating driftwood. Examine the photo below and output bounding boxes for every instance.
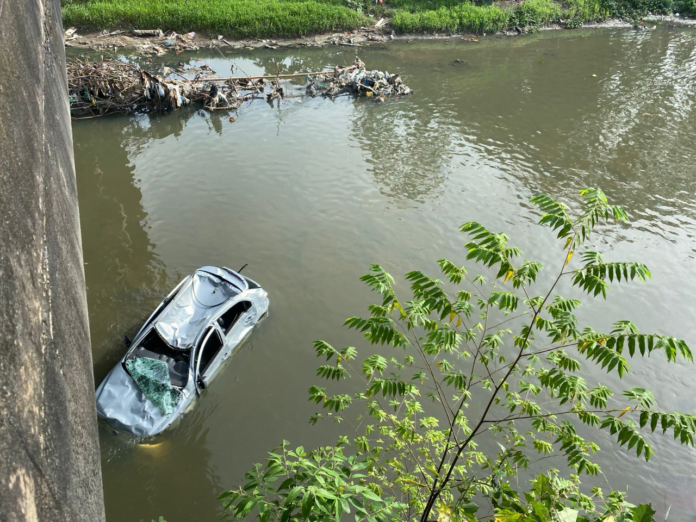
[67,57,412,119]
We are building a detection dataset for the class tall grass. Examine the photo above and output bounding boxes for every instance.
[393,3,510,33]
[600,0,696,17]
[510,0,562,26]
[391,0,611,34]
[564,0,609,21]
[62,0,369,38]
[392,0,565,34]
[62,0,694,38]
[387,0,473,11]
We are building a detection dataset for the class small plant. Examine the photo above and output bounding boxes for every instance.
[219,444,407,521]
[392,4,510,34]
[564,16,585,27]
[490,470,658,521]
[675,0,696,15]
[222,188,695,521]
[511,0,562,27]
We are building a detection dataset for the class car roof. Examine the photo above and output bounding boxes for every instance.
[200,266,248,292]
[154,267,247,350]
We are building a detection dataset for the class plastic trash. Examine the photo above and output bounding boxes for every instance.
[304,58,413,99]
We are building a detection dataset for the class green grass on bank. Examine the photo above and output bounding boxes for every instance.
[391,0,695,33]
[62,0,696,39]
[62,0,369,38]
[392,0,567,34]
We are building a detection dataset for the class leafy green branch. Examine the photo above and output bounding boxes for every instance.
[221,188,692,522]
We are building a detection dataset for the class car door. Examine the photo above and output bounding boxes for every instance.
[195,326,224,390]
[196,301,255,389]
[216,301,254,358]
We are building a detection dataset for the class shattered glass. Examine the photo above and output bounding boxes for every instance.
[125,357,181,415]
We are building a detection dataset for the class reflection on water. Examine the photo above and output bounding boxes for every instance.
[74,26,696,522]
[74,122,170,382]
[98,407,222,522]
[348,99,453,202]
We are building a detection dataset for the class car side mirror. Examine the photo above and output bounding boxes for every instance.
[124,335,131,347]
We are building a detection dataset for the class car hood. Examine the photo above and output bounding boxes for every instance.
[96,364,172,437]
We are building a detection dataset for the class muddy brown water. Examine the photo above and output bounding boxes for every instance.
[73,26,696,522]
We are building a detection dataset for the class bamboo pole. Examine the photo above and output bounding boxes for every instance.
[199,70,336,82]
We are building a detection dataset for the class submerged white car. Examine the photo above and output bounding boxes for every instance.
[96,266,269,436]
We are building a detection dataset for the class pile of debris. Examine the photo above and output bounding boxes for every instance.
[67,57,412,118]
[64,26,202,54]
[307,58,412,99]
[68,59,252,117]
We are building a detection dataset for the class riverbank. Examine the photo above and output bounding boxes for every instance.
[63,14,695,55]
[62,0,696,43]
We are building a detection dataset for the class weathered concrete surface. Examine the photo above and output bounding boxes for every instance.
[0,0,106,520]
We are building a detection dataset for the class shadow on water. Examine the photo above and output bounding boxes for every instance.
[74,118,171,383]
[75,115,226,520]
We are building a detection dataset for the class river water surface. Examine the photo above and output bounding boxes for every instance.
[73,26,696,522]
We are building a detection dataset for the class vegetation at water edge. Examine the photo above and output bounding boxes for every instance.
[61,0,696,39]
[390,0,696,33]
[216,188,695,522]
[61,0,370,39]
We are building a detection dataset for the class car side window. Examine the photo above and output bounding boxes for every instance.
[197,329,223,375]
[217,301,252,335]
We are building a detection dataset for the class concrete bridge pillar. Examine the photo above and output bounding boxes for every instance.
[0,0,106,520]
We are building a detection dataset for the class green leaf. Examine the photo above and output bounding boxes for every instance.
[360,489,383,503]
[557,508,579,522]
[461,502,478,514]
[286,486,303,504]
[301,492,314,518]
[631,503,657,522]
[277,478,295,493]
[494,509,524,521]
[239,499,257,518]
[362,354,388,377]
[259,503,271,522]
[316,488,339,500]
[623,387,655,409]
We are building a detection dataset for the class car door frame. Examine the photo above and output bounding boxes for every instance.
[202,299,256,384]
[194,324,225,391]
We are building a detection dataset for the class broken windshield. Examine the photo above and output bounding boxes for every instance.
[125,357,181,415]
